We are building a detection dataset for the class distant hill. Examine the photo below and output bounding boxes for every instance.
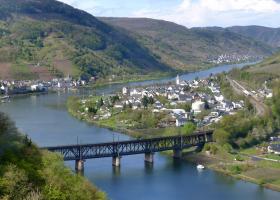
[0,0,276,81]
[227,26,280,48]
[100,17,274,71]
[0,0,170,80]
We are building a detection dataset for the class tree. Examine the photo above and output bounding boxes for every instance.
[182,103,191,112]
[141,96,149,108]
[148,96,155,105]
[97,98,104,109]
[110,95,120,104]
[213,128,231,145]
[182,122,196,135]
[245,99,254,112]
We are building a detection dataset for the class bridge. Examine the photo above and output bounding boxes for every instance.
[43,131,213,171]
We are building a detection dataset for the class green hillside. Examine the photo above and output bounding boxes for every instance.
[228,26,280,48]
[0,0,170,80]
[100,17,274,71]
[227,51,280,89]
[247,51,280,74]
[0,0,276,81]
[0,112,106,199]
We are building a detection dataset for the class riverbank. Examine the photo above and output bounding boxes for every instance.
[183,147,280,192]
[67,106,143,138]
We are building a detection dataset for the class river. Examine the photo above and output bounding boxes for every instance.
[1,62,280,200]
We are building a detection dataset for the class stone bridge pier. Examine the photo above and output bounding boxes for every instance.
[144,152,154,163]
[112,156,121,167]
[75,159,84,172]
[173,149,182,159]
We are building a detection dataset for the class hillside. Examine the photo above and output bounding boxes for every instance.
[227,51,280,90]
[228,26,280,48]
[246,51,280,75]
[99,17,274,71]
[0,0,276,81]
[0,0,170,80]
[0,112,106,199]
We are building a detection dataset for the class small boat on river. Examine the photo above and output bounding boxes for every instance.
[1,95,10,103]
[197,164,205,170]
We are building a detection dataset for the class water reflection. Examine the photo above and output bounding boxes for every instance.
[112,166,121,177]
[144,162,154,174]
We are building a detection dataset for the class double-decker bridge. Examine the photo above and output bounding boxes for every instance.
[42,131,213,171]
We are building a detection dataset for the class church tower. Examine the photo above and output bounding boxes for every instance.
[176,75,180,85]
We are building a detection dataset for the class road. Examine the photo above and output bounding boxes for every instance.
[227,76,268,116]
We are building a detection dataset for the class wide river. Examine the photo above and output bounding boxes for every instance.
[1,63,280,200]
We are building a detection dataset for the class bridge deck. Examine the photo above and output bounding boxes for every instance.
[42,131,213,161]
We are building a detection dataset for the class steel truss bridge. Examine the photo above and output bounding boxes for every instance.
[43,131,213,163]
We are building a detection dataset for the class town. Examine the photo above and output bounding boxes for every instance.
[0,77,88,102]
[208,53,263,64]
[76,75,247,129]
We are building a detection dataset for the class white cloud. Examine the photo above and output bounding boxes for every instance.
[197,0,280,12]
[57,0,280,27]
[132,0,280,27]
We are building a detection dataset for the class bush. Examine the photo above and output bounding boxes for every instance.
[235,155,244,161]
[203,143,218,155]
[229,165,242,174]
[181,122,196,135]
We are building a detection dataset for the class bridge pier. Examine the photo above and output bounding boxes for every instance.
[112,156,121,167]
[144,152,154,163]
[75,159,84,172]
[173,149,182,159]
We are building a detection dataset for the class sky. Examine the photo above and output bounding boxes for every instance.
[58,0,280,28]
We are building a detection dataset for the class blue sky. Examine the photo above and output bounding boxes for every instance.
[58,0,280,28]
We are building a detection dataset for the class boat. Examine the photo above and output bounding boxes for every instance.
[197,164,205,170]
[1,95,10,100]
[1,95,10,103]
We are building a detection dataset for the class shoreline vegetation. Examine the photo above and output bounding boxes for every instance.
[0,112,106,200]
[66,73,280,193]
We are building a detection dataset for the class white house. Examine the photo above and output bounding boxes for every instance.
[214,95,224,102]
[31,84,38,91]
[114,104,124,109]
[266,92,273,98]
[192,100,205,114]
[168,93,179,100]
[122,87,129,95]
[268,144,280,155]
[130,88,140,96]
